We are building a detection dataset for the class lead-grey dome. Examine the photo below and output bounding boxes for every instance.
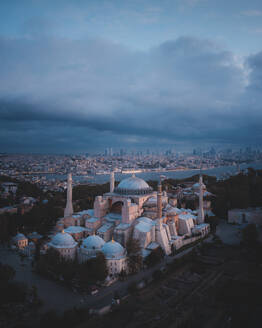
[114,175,152,195]
[101,240,126,259]
[49,231,77,249]
[81,235,105,250]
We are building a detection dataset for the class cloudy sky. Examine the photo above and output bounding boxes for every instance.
[0,0,262,153]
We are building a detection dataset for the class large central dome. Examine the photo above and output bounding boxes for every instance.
[114,175,152,195]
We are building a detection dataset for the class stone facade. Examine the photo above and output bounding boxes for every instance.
[46,173,210,276]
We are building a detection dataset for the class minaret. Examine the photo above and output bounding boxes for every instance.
[157,179,162,219]
[64,173,73,218]
[110,170,115,193]
[197,175,205,224]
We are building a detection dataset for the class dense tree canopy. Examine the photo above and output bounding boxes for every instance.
[210,169,262,219]
[36,248,108,286]
[241,223,259,247]
[144,246,165,267]
[0,262,28,305]
[126,235,142,274]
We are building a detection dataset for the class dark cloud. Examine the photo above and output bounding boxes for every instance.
[0,36,261,152]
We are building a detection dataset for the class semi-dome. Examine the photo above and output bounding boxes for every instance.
[137,216,155,225]
[101,240,126,259]
[114,175,152,195]
[81,235,105,250]
[49,231,77,249]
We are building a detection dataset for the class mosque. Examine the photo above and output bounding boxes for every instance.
[47,172,210,276]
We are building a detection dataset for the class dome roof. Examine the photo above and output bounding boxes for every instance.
[49,232,77,249]
[14,233,27,241]
[115,175,152,195]
[64,226,86,234]
[193,182,206,191]
[82,235,105,250]
[137,216,155,225]
[101,240,126,259]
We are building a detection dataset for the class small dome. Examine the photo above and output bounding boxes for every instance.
[49,232,77,249]
[14,233,27,241]
[82,235,105,250]
[101,240,125,259]
[115,175,152,195]
[193,182,206,191]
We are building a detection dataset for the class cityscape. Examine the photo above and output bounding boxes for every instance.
[1,1,262,328]
[0,146,261,192]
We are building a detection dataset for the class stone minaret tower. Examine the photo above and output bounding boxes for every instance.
[197,175,205,224]
[64,173,73,218]
[157,179,162,219]
[110,171,115,193]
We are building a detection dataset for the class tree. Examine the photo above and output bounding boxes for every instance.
[35,248,61,278]
[242,223,258,247]
[40,310,60,328]
[205,216,219,232]
[126,236,142,274]
[94,251,108,281]
[78,252,108,285]
[0,262,15,283]
[144,246,165,267]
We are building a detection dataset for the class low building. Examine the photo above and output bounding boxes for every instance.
[228,208,262,225]
[64,226,88,240]
[85,217,102,233]
[97,222,114,241]
[1,182,18,197]
[13,233,28,249]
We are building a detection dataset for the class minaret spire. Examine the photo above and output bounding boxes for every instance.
[110,170,115,193]
[64,173,73,218]
[157,177,163,219]
[197,174,205,224]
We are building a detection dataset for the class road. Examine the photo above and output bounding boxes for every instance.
[0,243,204,313]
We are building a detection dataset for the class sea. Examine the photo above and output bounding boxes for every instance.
[45,161,262,185]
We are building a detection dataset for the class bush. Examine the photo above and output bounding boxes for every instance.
[0,281,27,305]
[242,223,258,247]
[0,262,15,282]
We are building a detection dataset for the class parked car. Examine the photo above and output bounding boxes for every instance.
[90,285,99,295]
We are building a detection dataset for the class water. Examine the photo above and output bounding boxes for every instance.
[45,161,262,184]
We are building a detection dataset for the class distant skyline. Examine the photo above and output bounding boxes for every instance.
[0,0,262,153]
